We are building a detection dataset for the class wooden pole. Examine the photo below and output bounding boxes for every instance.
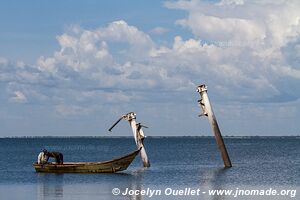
[197,84,232,168]
[125,112,150,167]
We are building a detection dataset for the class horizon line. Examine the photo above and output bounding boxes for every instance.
[0,135,299,139]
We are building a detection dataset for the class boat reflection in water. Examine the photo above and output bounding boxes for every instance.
[36,168,147,200]
[37,173,64,200]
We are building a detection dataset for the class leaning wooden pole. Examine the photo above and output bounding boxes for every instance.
[125,112,150,168]
[197,84,232,168]
[108,112,150,168]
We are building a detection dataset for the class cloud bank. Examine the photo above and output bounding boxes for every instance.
[1,0,300,135]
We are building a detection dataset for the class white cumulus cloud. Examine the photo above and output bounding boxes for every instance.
[1,2,300,120]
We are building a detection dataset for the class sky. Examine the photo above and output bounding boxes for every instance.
[0,0,300,137]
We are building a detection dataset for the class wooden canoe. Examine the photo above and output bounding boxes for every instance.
[33,148,141,173]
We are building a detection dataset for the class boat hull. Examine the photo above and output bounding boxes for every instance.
[33,149,140,173]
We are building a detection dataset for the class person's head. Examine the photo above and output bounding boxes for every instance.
[42,149,47,153]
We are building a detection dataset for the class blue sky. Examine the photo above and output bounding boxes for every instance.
[0,0,189,63]
[1,0,300,136]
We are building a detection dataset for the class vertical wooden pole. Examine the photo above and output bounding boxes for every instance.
[126,112,150,167]
[197,84,232,168]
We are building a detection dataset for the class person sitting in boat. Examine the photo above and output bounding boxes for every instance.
[45,151,64,164]
[37,149,48,164]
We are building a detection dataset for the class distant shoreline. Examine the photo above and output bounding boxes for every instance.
[0,135,299,139]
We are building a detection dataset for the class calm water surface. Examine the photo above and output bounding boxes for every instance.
[0,137,299,199]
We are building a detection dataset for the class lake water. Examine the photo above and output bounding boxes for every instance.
[0,137,299,199]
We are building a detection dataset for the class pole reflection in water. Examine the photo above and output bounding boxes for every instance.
[200,167,231,200]
[129,168,146,200]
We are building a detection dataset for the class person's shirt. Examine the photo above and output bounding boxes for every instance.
[37,152,48,164]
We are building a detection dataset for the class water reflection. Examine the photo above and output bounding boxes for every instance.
[129,168,147,200]
[201,167,232,200]
[37,173,64,200]
[111,168,146,200]
[35,171,144,200]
